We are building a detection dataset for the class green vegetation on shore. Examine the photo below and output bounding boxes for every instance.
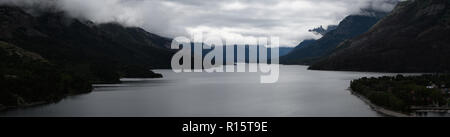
[350,74,450,112]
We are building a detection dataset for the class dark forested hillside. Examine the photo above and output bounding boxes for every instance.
[0,41,92,108]
[0,6,175,108]
[0,6,174,83]
[280,11,387,65]
[310,0,450,72]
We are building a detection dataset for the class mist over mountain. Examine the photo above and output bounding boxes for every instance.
[280,9,389,65]
[308,25,338,35]
[0,0,400,47]
[0,6,174,82]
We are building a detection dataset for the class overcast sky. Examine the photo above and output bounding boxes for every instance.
[1,0,398,47]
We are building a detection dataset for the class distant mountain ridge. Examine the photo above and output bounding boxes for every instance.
[310,0,450,72]
[191,44,293,65]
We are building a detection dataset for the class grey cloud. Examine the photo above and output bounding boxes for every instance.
[0,0,399,46]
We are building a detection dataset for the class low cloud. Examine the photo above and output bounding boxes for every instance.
[0,0,399,47]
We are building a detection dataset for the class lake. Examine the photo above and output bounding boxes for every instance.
[0,65,405,117]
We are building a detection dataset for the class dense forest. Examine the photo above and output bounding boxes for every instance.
[350,74,450,112]
[0,41,91,108]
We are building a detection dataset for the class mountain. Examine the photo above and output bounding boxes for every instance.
[0,5,176,108]
[280,11,388,65]
[0,6,174,83]
[278,47,294,57]
[310,0,450,72]
[280,39,317,64]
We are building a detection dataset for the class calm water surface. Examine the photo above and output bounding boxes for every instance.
[1,65,408,117]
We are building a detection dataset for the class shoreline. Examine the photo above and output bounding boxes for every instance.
[0,75,164,113]
[350,90,411,117]
[0,91,92,113]
[0,101,47,112]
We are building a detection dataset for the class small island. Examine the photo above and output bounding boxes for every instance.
[350,74,450,117]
